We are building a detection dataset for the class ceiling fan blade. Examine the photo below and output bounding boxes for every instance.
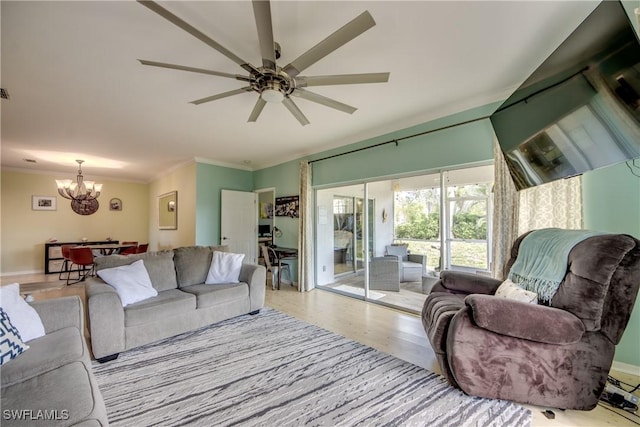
[252,0,276,70]
[292,89,357,114]
[138,1,258,74]
[283,11,375,78]
[282,97,310,126]
[248,97,267,122]
[295,72,389,87]
[190,87,253,105]
[138,60,251,81]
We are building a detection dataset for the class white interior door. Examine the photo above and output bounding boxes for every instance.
[221,190,258,264]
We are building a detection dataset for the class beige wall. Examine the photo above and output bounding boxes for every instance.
[1,170,149,275]
[148,162,196,251]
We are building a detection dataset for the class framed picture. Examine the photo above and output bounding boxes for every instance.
[260,202,273,219]
[159,191,178,230]
[275,196,299,218]
[109,198,122,211]
[32,195,57,211]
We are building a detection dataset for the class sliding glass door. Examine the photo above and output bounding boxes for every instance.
[314,164,494,314]
[316,184,371,300]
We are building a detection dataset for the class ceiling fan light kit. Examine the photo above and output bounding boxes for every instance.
[137,0,389,125]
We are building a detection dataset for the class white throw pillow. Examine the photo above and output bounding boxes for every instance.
[0,283,45,342]
[97,260,158,307]
[495,279,538,304]
[205,251,245,284]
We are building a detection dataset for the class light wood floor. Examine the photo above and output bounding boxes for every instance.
[3,273,640,426]
[323,271,427,313]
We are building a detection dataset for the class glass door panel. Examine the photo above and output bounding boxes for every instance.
[315,184,367,300]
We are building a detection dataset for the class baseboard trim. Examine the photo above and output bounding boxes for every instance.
[1,269,43,278]
[611,361,640,377]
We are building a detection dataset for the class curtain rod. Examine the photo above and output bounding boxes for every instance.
[308,114,492,164]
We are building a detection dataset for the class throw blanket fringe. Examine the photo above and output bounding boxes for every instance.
[508,228,604,303]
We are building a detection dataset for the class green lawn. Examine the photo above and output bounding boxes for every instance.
[395,239,488,270]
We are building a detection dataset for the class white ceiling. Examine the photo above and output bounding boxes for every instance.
[1,0,601,183]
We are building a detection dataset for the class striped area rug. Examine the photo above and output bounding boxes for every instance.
[92,309,531,426]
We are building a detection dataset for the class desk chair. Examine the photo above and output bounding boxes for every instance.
[67,247,95,285]
[261,245,291,290]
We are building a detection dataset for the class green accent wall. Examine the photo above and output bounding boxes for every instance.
[212,100,640,368]
[254,160,300,250]
[310,103,500,186]
[195,163,253,246]
[583,161,640,367]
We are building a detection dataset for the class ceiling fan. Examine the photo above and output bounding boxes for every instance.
[138,0,390,126]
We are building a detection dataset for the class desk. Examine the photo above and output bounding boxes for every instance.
[272,247,297,289]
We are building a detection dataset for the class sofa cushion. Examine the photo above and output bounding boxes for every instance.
[97,260,158,307]
[1,361,96,427]
[94,250,178,292]
[124,289,196,327]
[386,245,409,261]
[1,327,85,387]
[180,283,249,309]
[174,246,228,287]
[0,308,29,366]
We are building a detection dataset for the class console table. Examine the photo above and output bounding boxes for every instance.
[44,240,119,274]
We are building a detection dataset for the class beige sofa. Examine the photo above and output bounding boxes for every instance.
[0,296,108,426]
[85,246,266,362]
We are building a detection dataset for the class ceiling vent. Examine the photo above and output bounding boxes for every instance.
[0,88,9,100]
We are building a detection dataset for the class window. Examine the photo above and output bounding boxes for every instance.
[394,165,493,273]
[445,181,491,271]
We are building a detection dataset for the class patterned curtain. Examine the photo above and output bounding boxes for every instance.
[491,140,520,279]
[298,160,314,291]
[518,176,582,236]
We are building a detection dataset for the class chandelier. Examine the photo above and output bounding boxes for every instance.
[55,160,103,215]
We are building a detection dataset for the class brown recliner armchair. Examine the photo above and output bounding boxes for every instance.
[421,230,640,410]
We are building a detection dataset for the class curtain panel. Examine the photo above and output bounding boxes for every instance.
[518,176,582,236]
[491,140,520,279]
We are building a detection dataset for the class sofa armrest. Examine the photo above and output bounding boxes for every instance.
[465,294,585,345]
[239,264,266,311]
[407,253,426,268]
[433,270,501,295]
[85,278,126,359]
[30,296,83,334]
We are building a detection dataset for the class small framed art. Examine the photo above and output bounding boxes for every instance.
[109,198,122,211]
[32,196,57,211]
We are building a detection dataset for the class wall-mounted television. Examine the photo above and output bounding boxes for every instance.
[490,0,640,191]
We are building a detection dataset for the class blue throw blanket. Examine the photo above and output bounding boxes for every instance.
[508,228,604,303]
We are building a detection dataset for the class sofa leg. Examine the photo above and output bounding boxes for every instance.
[249,310,260,315]
[96,353,119,363]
